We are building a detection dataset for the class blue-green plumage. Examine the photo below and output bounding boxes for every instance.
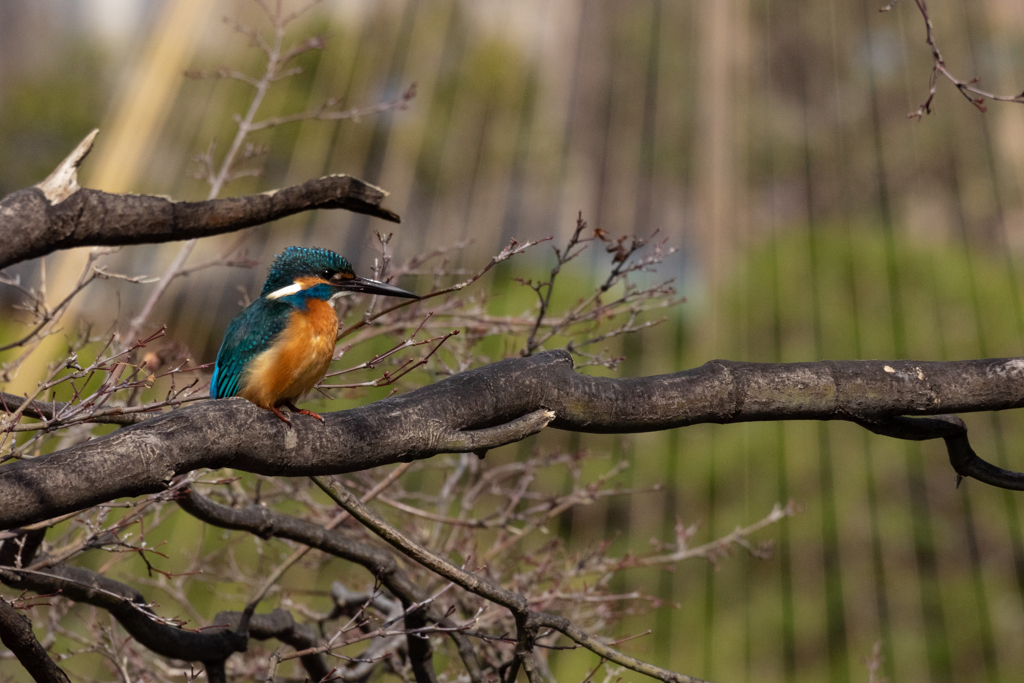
[209,297,290,399]
[209,246,419,422]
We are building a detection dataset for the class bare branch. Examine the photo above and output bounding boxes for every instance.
[5,352,1024,529]
[247,83,416,133]
[0,563,247,662]
[891,0,1024,118]
[0,597,70,683]
[581,502,797,574]
[178,482,485,682]
[1,560,333,680]
[338,237,550,342]
[0,168,399,271]
[311,476,707,683]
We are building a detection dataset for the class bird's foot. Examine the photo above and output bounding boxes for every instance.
[283,400,325,423]
[269,406,293,426]
[295,408,324,422]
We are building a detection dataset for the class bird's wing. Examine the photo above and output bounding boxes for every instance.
[210,298,290,399]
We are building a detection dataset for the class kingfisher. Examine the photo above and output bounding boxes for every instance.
[209,246,419,424]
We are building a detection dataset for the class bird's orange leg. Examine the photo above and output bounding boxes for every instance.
[282,399,324,423]
[268,406,293,425]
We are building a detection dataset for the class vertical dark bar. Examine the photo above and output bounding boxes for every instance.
[405,2,467,253]
[762,1,797,678]
[345,0,421,258]
[800,55,852,683]
[861,1,952,680]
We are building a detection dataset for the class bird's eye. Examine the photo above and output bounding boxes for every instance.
[320,269,332,280]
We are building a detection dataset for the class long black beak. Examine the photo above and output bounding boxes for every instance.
[339,276,420,299]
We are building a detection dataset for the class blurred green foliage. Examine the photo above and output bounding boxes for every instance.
[0,41,105,197]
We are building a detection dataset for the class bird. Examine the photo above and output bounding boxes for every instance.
[209,246,419,424]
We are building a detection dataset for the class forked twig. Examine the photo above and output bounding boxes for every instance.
[888,0,1024,119]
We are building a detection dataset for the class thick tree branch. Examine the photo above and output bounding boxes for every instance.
[4,351,1024,530]
[0,131,399,271]
[0,598,70,683]
[207,609,328,681]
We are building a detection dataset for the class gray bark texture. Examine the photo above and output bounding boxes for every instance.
[0,174,398,270]
[3,351,1024,531]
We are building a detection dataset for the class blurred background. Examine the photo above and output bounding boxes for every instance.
[5,0,1024,681]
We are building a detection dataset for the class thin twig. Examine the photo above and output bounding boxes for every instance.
[237,463,413,625]
[890,0,1024,119]
[311,476,706,683]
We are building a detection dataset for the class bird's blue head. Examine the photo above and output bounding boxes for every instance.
[261,247,354,297]
[260,246,419,305]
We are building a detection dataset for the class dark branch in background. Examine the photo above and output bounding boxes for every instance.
[205,610,326,682]
[0,130,399,271]
[0,597,70,683]
[4,351,1024,530]
[0,557,329,682]
[884,0,1024,118]
[178,488,485,683]
[311,476,708,683]
[855,413,1023,488]
[0,563,245,667]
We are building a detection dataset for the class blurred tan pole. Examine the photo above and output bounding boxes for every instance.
[694,0,742,352]
[87,0,215,192]
[11,0,215,393]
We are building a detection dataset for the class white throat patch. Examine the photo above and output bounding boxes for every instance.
[327,289,351,309]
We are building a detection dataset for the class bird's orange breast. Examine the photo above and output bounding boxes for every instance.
[238,299,338,408]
